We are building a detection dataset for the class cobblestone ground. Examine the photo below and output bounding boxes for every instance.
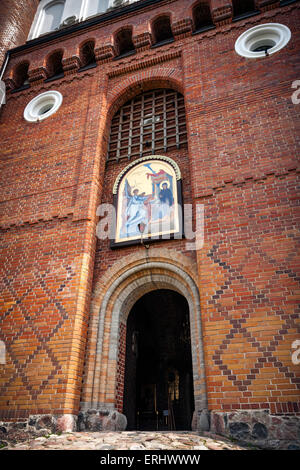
[2,431,255,450]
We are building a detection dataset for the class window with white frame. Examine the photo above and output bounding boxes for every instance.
[28,0,140,40]
[40,1,65,35]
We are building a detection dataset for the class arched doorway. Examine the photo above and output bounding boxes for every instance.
[123,289,194,431]
[80,251,209,433]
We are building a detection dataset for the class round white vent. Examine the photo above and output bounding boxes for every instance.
[24,90,63,122]
[235,23,291,59]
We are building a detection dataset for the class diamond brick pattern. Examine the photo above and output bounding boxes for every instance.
[0,220,80,417]
[0,0,299,430]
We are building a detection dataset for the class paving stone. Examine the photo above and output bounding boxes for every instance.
[205,443,224,450]
[97,444,115,450]
[3,431,252,451]
[130,444,146,450]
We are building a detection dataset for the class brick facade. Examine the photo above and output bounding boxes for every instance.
[0,0,299,448]
[0,0,39,66]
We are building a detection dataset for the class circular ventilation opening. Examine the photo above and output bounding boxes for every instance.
[38,103,54,115]
[251,40,276,53]
[235,23,291,59]
[24,91,63,122]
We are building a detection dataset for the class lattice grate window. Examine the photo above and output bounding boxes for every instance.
[107,89,187,162]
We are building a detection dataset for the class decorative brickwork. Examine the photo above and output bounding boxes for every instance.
[132,32,153,51]
[211,0,233,25]
[171,18,193,38]
[197,171,300,413]
[256,0,280,11]
[28,67,49,85]
[94,45,116,64]
[3,77,16,92]
[62,56,82,75]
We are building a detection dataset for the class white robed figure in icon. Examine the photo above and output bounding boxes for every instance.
[124,185,149,237]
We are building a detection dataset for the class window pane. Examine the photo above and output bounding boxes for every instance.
[97,0,109,13]
[85,0,109,17]
[42,2,65,33]
[62,0,82,21]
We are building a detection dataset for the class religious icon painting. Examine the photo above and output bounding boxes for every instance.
[111,156,183,247]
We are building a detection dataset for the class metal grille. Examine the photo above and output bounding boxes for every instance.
[107,89,187,162]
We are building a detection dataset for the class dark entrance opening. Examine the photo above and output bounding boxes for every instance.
[123,289,194,431]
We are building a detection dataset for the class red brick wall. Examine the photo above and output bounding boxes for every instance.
[0,0,39,66]
[0,53,106,419]
[0,218,86,418]
[198,171,300,413]
[0,0,299,421]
